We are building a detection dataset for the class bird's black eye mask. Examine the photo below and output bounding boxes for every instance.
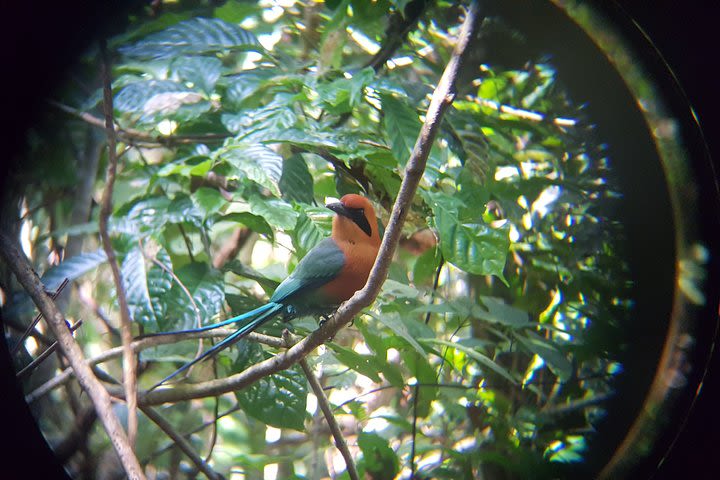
[326,202,373,237]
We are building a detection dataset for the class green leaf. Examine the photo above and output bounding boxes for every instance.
[423,339,518,385]
[380,279,420,298]
[219,212,274,240]
[115,80,208,123]
[517,331,573,381]
[413,245,441,285]
[422,190,509,284]
[380,93,421,167]
[357,432,399,479]
[222,261,280,293]
[221,96,297,137]
[162,262,225,332]
[170,56,223,93]
[157,155,212,178]
[221,144,283,195]
[248,196,298,231]
[232,342,308,431]
[121,246,173,330]
[193,187,227,219]
[473,296,530,328]
[315,78,352,115]
[119,17,261,60]
[40,249,107,292]
[372,312,427,357]
[330,344,382,383]
[292,211,325,258]
[398,349,437,417]
[279,154,314,204]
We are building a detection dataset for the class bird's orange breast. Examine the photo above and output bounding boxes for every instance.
[319,240,378,303]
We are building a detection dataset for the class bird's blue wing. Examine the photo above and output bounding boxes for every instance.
[270,238,345,303]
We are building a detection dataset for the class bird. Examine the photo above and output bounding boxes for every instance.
[146,194,381,391]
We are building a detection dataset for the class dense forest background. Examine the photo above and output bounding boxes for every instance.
[0,1,661,479]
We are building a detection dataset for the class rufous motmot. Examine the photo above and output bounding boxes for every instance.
[146,194,381,391]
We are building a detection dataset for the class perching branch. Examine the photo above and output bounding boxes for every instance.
[98,39,138,448]
[106,2,483,407]
[300,358,359,480]
[0,232,145,480]
[25,328,285,404]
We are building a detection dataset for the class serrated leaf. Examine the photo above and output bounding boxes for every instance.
[381,93,421,167]
[119,17,261,60]
[231,341,307,431]
[279,154,314,204]
[170,56,222,93]
[424,338,518,385]
[422,190,509,284]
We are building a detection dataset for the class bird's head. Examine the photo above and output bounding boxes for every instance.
[326,194,381,247]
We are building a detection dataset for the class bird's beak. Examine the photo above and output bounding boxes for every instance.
[326,201,351,219]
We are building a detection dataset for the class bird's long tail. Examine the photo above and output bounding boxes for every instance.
[147,302,284,391]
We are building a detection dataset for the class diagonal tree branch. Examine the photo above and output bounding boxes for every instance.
[140,406,220,480]
[0,232,145,480]
[25,328,285,404]
[300,358,359,480]
[366,0,432,72]
[105,1,484,407]
[98,39,139,448]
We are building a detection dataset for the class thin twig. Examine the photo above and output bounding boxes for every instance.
[203,395,220,464]
[16,319,83,379]
[300,359,359,480]
[77,287,121,341]
[99,39,138,448]
[148,255,202,328]
[3,317,55,345]
[0,232,145,480]
[25,329,285,404]
[141,406,220,480]
[11,277,70,355]
[49,100,229,147]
